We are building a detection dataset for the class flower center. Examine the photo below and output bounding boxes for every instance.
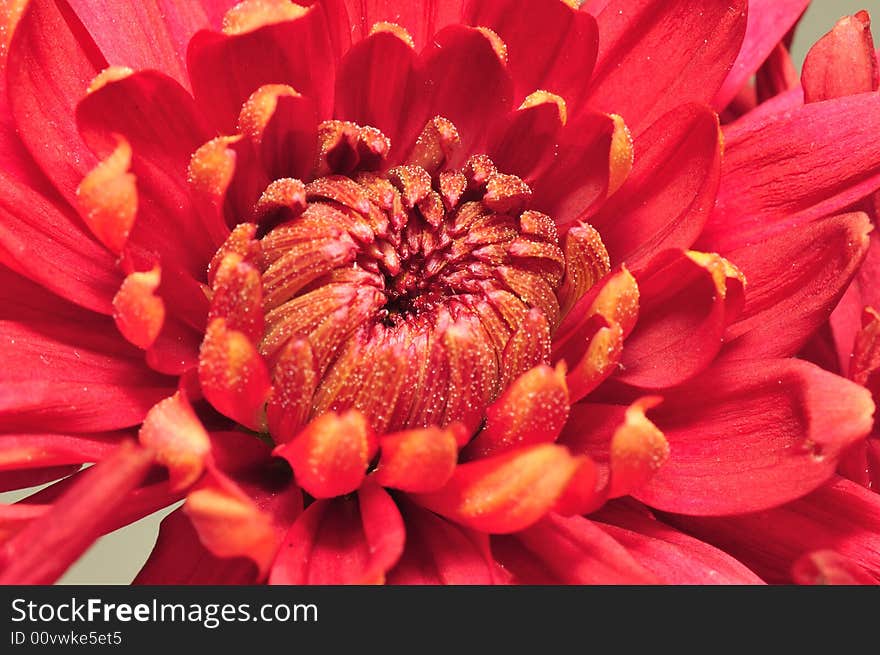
[256,123,565,435]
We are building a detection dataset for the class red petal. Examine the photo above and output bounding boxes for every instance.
[802,11,879,103]
[188,4,334,132]
[410,25,514,161]
[135,508,258,584]
[340,0,466,50]
[207,254,264,344]
[492,513,658,584]
[792,550,879,585]
[560,397,667,503]
[464,364,569,460]
[0,466,81,494]
[722,212,872,359]
[713,0,810,109]
[334,29,418,157]
[466,0,598,107]
[0,320,174,432]
[77,70,226,274]
[638,359,875,515]
[198,318,272,431]
[591,104,722,269]
[240,85,318,182]
[388,499,501,585]
[0,432,120,471]
[183,469,299,578]
[0,176,119,315]
[65,0,211,89]
[269,481,404,584]
[273,410,376,499]
[586,0,746,133]
[592,501,765,584]
[413,444,579,533]
[6,0,101,202]
[553,267,639,398]
[487,97,566,184]
[619,250,744,388]
[75,138,137,255]
[699,93,880,252]
[529,111,631,229]
[113,266,166,350]
[266,338,318,443]
[665,477,880,583]
[138,392,211,491]
[0,441,153,584]
[373,425,459,493]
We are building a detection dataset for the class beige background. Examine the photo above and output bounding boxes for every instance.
[1,0,878,584]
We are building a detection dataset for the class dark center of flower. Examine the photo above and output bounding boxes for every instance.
[256,121,565,435]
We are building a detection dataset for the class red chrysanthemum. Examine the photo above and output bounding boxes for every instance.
[1,0,879,585]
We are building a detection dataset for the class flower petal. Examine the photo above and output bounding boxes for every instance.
[198,318,272,431]
[492,513,658,584]
[138,392,211,491]
[591,104,722,269]
[410,25,514,161]
[334,28,418,157]
[373,425,459,493]
[802,11,879,103]
[618,250,744,388]
[791,550,879,585]
[6,0,101,202]
[664,478,880,583]
[722,212,872,360]
[269,481,404,584]
[340,0,466,50]
[529,111,631,229]
[183,469,299,578]
[77,70,226,274]
[273,410,376,499]
[0,441,153,584]
[188,3,334,132]
[65,0,210,88]
[413,444,579,533]
[586,0,747,132]
[638,359,875,515]
[0,432,120,471]
[0,320,174,432]
[699,92,880,252]
[463,363,569,460]
[388,499,502,584]
[591,501,765,584]
[713,0,810,109]
[135,508,258,584]
[465,0,598,106]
